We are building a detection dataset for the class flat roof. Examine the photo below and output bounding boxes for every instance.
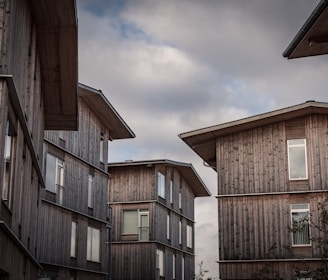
[78,83,135,140]
[108,159,211,197]
[179,101,328,171]
[283,0,328,59]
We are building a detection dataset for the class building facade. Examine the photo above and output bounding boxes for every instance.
[39,84,135,280]
[108,159,210,280]
[180,101,328,279]
[0,0,78,279]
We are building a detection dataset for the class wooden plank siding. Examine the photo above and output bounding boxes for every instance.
[217,114,328,279]
[109,161,200,279]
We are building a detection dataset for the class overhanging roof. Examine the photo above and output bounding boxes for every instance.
[283,0,328,59]
[179,101,328,171]
[108,159,211,197]
[29,0,78,130]
[78,83,135,140]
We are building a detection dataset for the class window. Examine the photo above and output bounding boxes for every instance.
[122,209,149,241]
[167,214,170,240]
[179,220,182,245]
[179,190,182,209]
[287,139,308,180]
[45,153,64,204]
[158,171,165,198]
[187,225,193,248]
[70,221,77,258]
[2,119,15,208]
[88,174,93,208]
[182,255,185,280]
[99,132,104,162]
[169,179,173,204]
[172,254,176,279]
[291,203,311,246]
[87,226,100,262]
[156,249,164,277]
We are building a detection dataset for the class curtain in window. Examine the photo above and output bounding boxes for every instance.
[292,212,310,245]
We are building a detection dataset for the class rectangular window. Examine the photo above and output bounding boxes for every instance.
[123,209,149,241]
[88,174,93,208]
[70,221,77,258]
[100,132,104,162]
[156,249,164,277]
[167,214,170,240]
[87,226,100,262]
[158,171,165,198]
[182,256,185,280]
[291,203,311,246]
[2,119,15,208]
[179,220,182,245]
[287,139,308,180]
[187,225,193,248]
[179,190,182,209]
[172,254,176,279]
[45,153,64,204]
[169,179,173,204]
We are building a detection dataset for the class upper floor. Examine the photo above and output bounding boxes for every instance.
[180,101,328,196]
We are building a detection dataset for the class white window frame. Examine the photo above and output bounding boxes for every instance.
[45,153,64,205]
[291,203,311,246]
[70,221,77,258]
[179,220,182,245]
[157,171,166,198]
[187,225,193,248]
[167,214,170,240]
[122,209,149,241]
[287,139,308,180]
[87,226,100,262]
[88,174,93,208]
[169,179,173,204]
[156,249,164,277]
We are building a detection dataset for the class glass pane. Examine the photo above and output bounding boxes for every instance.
[92,228,100,262]
[123,210,138,234]
[139,213,149,241]
[289,139,305,145]
[289,146,307,179]
[87,227,92,260]
[46,154,56,192]
[88,175,93,208]
[158,172,165,198]
[70,222,76,257]
[292,212,310,245]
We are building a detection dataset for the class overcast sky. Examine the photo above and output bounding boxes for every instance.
[76,1,326,277]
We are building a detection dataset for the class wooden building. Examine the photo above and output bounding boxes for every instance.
[180,101,328,279]
[283,0,328,59]
[39,84,135,279]
[108,159,210,280]
[0,0,78,279]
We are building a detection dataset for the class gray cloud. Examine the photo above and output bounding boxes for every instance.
[77,1,324,277]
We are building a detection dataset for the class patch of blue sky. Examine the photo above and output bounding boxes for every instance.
[116,21,152,42]
[222,80,274,115]
[79,0,125,18]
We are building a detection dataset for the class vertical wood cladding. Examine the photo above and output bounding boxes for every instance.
[0,0,45,277]
[218,114,328,279]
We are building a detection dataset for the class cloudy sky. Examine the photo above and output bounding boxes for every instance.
[76,0,326,277]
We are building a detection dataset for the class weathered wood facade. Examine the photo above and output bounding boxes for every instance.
[0,0,77,279]
[108,160,210,280]
[180,101,328,279]
[40,84,135,279]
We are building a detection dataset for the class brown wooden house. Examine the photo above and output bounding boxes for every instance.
[180,101,328,279]
[108,159,210,280]
[39,84,135,279]
[0,0,78,279]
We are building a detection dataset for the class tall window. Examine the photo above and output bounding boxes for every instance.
[167,214,170,240]
[87,226,100,262]
[291,203,311,246]
[179,220,182,245]
[158,171,165,198]
[187,225,193,248]
[169,179,173,204]
[70,221,77,258]
[88,174,93,208]
[182,255,185,280]
[122,209,149,241]
[156,249,164,277]
[99,132,104,162]
[45,153,64,204]
[172,254,176,279]
[179,190,182,209]
[2,120,15,208]
[287,139,308,180]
